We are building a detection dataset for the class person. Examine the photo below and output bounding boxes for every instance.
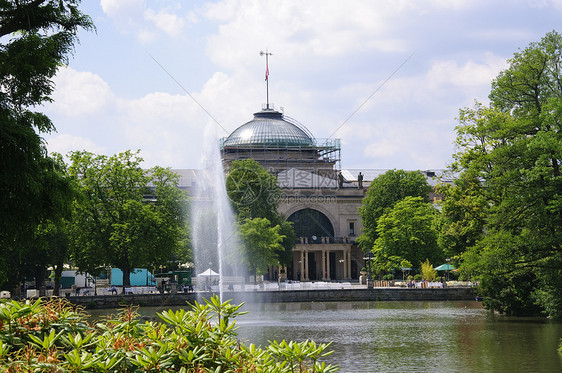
[110,285,117,295]
[358,172,363,189]
[228,284,234,292]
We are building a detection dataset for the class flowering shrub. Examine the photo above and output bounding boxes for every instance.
[0,297,338,372]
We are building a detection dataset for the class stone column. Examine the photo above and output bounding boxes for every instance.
[321,250,326,281]
[345,247,351,280]
[305,251,310,281]
[300,250,305,281]
[325,250,330,281]
[343,250,348,280]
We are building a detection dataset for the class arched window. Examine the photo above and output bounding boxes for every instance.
[287,208,334,244]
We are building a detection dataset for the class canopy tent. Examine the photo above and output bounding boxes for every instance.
[434,263,456,271]
[197,268,219,277]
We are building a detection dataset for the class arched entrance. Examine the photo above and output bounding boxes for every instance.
[287,208,335,244]
[288,209,350,281]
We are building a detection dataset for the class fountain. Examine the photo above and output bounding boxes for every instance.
[190,122,242,302]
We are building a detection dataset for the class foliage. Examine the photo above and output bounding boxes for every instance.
[358,169,432,252]
[420,259,437,281]
[449,31,562,318]
[371,196,442,273]
[435,173,487,258]
[382,274,393,281]
[0,0,93,291]
[238,217,285,283]
[0,297,338,372]
[226,159,281,223]
[226,159,296,270]
[68,151,190,288]
[0,151,74,292]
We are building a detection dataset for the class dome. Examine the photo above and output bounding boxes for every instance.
[222,109,315,147]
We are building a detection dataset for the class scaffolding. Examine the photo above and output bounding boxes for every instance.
[220,137,341,180]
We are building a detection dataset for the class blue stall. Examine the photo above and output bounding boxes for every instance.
[111,268,156,286]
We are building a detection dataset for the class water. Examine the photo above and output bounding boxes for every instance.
[233,301,562,373]
[190,123,241,302]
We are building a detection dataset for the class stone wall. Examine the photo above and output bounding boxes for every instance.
[65,287,477,309]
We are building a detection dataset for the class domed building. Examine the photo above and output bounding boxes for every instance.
[174,106,449,282]
[220,105,364,282]
[220,107,340,179]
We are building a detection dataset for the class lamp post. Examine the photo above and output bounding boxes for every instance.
[363,251,373,289]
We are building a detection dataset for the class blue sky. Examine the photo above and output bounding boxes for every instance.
[42,0,562,170]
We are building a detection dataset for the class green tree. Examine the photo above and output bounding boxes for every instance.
[0,0,92,292]
[452,31,562,317]
[226,159,280,222]
[226,159,296,269]
[435,172,487,258]
[68,151,190,289]
[358,169,432,252]
[372,196,442,273]
[238,217,284,283]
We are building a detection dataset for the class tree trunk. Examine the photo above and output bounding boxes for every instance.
[52,262,64,296]
[34,266,45,290]
[122,265,131,293]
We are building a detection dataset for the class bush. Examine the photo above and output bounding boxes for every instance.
[382,274,394,281]
[413,274,423,281]
[421,259,437,281]
[407,275,414,281]
[0,297,338,372]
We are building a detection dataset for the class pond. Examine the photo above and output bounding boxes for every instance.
[89,300,562,372]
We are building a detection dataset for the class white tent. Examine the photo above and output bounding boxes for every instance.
[197,268,219,277]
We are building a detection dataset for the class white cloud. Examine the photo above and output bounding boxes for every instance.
[100,0,144,18]
[100,0,188,42]
[426,56,507,89]
[46,134,107,157]
[144,8,185,36]
[50,67,113,116]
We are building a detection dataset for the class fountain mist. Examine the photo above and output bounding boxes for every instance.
[190,123,241,302]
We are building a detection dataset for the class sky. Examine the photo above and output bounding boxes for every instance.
[41,0,562,171]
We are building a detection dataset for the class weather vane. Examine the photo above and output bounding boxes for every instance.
[260,49,273,109]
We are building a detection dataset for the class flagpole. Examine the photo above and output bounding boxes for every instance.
[260,50,273,109]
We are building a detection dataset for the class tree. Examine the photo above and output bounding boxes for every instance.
[226,159,281,222]
[0,1,92,291]
[357,169,432,252]
[68,151,190,289]
[452,31,562,317]
[238,217,284,283]
[226,159,296,270]
[372,196,442,273]
[435,172,487,258]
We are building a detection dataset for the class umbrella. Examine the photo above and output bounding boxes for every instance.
[197,268,219,277]
[434,263,456,271]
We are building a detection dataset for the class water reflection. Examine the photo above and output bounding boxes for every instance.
[87,301,562,372]
[234,301,562,373]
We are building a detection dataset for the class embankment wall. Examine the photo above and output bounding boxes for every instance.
[65,287,477,309]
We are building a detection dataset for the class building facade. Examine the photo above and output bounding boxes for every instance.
[174,105,448,282]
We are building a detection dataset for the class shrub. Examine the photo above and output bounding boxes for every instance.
[413,274,423,281]
[382,274,393,281]
[421,259,437,281]
[0,297,338,372]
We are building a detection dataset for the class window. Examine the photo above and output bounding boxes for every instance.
[349,222,355,236]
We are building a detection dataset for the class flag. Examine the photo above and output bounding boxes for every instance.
[265,64,269,81]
